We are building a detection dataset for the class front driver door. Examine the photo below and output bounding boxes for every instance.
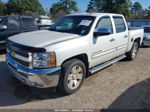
[90,16,117,67]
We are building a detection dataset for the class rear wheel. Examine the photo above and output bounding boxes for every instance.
[58,59,86,95]
[126,41,139,61]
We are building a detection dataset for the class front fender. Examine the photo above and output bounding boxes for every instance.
[45,36,90,66]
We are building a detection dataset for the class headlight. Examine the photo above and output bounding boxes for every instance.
[33,52,56,69]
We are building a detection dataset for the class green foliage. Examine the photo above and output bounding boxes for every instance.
[50,3,64,19]
[131,2,142,16]
[86,0,143,19]
[87,0,132,18]
[145,6,150,18]
[0,0,150,19]
[6,0,45,17]
[50,0,78,19]
[115,0,133,18]
[0,0,5,15]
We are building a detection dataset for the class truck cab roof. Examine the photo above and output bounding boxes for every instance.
[68,13,123,18]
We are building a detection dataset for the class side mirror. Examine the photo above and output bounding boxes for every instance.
[94,28,111,37]
[0,25,7,31]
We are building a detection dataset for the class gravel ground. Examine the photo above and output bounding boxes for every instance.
[0,48,150,109]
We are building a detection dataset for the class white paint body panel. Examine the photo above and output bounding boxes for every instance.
[8,13,144,69]
[9,30,80,48]
[126,29,144,52]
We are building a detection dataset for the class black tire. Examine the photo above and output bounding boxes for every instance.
[126,41,139,61]
[57,59,86,95]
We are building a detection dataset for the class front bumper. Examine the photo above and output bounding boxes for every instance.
[6,54,61,88]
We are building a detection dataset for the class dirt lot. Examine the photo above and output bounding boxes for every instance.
[0,48,150,109]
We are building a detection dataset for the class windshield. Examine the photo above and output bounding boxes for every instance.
[144,27,150,33]
[49,16,95,35]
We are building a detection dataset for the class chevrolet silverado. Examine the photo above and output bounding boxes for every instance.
[6,13,144,94]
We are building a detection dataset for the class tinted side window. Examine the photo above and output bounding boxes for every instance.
[113,17,126,33]
[22,18,36,28]
[3,17,20,29]
[96,17,113,34]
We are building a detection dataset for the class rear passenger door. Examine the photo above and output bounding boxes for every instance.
[0,17,21,41]
[21,17,38,32]
[113,16,128,56]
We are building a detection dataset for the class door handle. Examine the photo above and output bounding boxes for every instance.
[124,35,128,38]
[110,38,116,42]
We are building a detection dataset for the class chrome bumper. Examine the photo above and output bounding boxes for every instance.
[143,40,150,46]
[6,54,61,88]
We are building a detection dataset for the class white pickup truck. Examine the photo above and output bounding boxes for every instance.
[6,13,143,94]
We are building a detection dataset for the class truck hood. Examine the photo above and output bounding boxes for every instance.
[8,30,79,48]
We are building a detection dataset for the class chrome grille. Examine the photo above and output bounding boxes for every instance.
[7,42,31,67]
[7,43,29,58]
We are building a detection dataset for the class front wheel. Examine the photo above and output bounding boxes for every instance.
[58,59,86,95]
[126,41,139,61]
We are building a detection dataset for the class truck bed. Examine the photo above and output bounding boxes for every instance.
[127,28,144,52]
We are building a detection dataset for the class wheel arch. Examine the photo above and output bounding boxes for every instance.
[61,53,89,77]
[134,37,141,46]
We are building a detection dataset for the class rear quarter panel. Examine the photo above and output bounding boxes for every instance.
[127,29,144,52]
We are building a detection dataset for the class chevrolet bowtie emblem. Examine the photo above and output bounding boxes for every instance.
[10,52,15,57]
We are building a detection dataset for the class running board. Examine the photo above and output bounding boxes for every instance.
[89,55,126,74]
